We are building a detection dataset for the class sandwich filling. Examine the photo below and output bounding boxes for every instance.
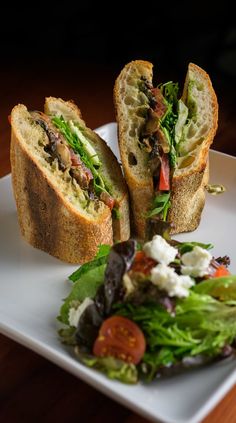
[138,78,179,224]
[31,112,116,211]
[136,71,212,229]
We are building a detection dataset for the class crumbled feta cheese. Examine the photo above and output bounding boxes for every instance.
[68,297,94,327]
[181,246,212,277]
[143,235,178,265]
[150,264,194,298]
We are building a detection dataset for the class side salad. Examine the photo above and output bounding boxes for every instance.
[58,235,236,384]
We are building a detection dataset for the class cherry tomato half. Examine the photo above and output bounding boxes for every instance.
[131,251,156,275]
[93,316,146,364]
[212,265,230,278]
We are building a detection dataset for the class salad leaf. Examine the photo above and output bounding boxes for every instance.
[58,327,77,345]
[95,244,112,258]
[146,218,172,242]
[75,347,138,384]
[58,264,106,325]
[176,241,213,255]
[58,236,236,384]
[147,192,171,219]
[69,244,111,282]
[94,240,136,316]
[193,275,236,301]
[72,240,137,350]
[76,302,103,348]
[115,287,236,380]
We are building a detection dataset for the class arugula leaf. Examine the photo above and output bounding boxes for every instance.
[159,81,179,168]
[162,197,171,221]
[147,192,171,219]
[177,241,213,255]
[69,244,111,282]
[52,116,111,197]
[160,81,179,106]
[75,347,138,384]
[58,264,106,325]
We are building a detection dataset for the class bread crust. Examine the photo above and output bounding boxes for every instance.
[169,162,208,234]
[10,103,127,264]
[169,63,218,233]
[114,61,153,238]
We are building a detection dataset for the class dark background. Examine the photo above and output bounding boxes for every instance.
[1,2,235,77]
[1,1,236,158]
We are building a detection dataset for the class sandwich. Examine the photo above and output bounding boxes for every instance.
[114,60,218,239]
[10,97,130,263]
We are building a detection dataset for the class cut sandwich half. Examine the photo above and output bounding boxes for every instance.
[10,97,130,263]
[114,60,218,239]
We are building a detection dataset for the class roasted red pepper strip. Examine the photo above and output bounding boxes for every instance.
[159,153,170,191]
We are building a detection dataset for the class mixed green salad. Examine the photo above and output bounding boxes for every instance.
[58,235,236,384]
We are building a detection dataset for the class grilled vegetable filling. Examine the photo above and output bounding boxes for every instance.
[138,71,208,229]
[31,112,115,210]
[137,78,179,225]
[138,75,193,227]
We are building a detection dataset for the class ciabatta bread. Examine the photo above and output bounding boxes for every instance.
[169,63,218,233]
[10,98,130,263]
[114,61,218,239]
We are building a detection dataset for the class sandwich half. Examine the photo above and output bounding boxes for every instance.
[10,97,130,263]
[114,60,218,239]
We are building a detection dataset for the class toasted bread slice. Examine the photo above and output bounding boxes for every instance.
[114,60,154,237]
[44,97,130,242]
[114,61,218,238]
[169,63,218,233]
[10,99,130,264]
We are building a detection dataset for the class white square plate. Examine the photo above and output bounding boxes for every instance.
[1,122,236,423]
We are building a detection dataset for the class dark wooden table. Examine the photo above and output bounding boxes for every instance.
[0,61,236,423]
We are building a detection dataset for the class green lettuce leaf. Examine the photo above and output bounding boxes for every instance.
[69,244,111,282]
[58,264,106,325]
[175,99,188,144]
[75,347,138,384]
[193,276,236,301]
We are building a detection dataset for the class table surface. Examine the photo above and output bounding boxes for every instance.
[0,61,236,423]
